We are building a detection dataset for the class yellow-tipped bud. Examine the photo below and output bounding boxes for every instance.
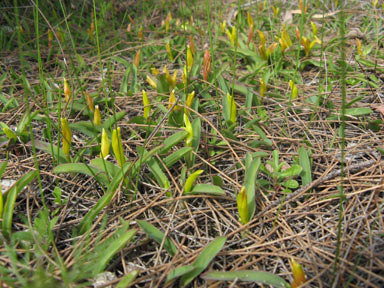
[138,26,143,41]
[184,169,203,193]
[168,89,180,111]
[259,78,267,99]
[112,127,125,167]
[257,30,266,46]
[185,91,195,115]
[64,78,71,103]
[166,42,174,61]
[247,12,254,28]
[94,105,101,125]
[237,186,249,224]
[61,117,72,157]
[220,21,226,33]
[142,90,151,119]
[151,67,160,76]
[187,45,193,72]
[100,128,110,159]
[183,113,193,147]
[226,26,237,47]
[85,92,94,111]
[289,80,298,100]
[182,65,188,86]
[272,6,279,18]
[165,12,172,32]
[372,0,378,8]
[87,22,95,39]
[311,21,318,37]
[146,75,157,89]
[133,50,140,68]
[356,39,363,57]
[290,258,307,288]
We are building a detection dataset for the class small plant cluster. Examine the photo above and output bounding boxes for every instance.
[0,0,383,287]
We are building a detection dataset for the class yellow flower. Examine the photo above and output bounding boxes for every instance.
[112,127,125,167]
[85,92,94,111]
[185,91,195,115]
[151,67,160,76]
[272,6,279,18]
[247,12,254,28]
[259,78,267,99]
[100,128,110,159]
[142,90,151,119]
[61,117,72,157]
[146,75,157,89]
[133,50,140,68]
[257,30,266,46]
[183,113,193,147]
[94,105,101,125]
[187,45,193,72]
[237,186,249,224]
[64,78,71,103]
[311,21,318,37]
[168,89,180,110]
[290,258,306,288]
[226,26,237,47]
[166,42,173,61]
[289,80,298,100]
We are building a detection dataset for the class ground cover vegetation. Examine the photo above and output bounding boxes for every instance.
[0,0,383,287]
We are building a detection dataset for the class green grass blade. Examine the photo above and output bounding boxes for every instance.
[166,265,196,283]
[2,171,38,238]
[202,270,290,288]
[137,220,177,256]
[180,236,226,287]
[159,131,188,154]
[146,157,170,189]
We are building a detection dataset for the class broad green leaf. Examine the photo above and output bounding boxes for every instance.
[69,121,99,137]
[160,131,188,154]
[93,228,137,273]
[145,156,170,189]
[298,147,312,188]
[344,107,372,116]
[78,145,162,234]
[244,157,261,220]
[279,165,302,179]
[53,163,109,185]
[103,111,127,130]
[33,140,68,163]
[164,147,192,167]
[90,158,120,179]
[116,270,139,288]
[2,171,38,238]
[202,270,290,288]
[188,184,225,196]
[137,220,177,256]
[253,124,273,146]
[166,265,195,283]
[180,236,226,287]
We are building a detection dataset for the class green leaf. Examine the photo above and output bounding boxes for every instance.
[377,147,384,156]
[180,236,226,287]
[0,122,17,141]
[2,171,38,239]
[53,163,109,185]
[298,147,312,188]
[0,161,7,179]
[253,125,273,146]
[344,107,372,116]
[160,131,188,154]
[164,147,192,167]
[33,140,68,164]
[137,220,177,256]
[115,270,139,288]
[202,270,290,288]
[120,68,130,93]
[103,111,127,130]
[244,156,261,220]
[93,228,137,273]
[188,184,225,196]
[166,265,196,283]
[279,165,302,179]
[145,156,170,189]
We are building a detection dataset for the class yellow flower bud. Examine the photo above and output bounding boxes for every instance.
[311,21,318,37]
[100,128,110,159]
[138,26,143,41]
[289,80,298,100]
[187,45,193,72]
[61,117,72,157]
[237,186,249,224]
[184,170,203,193]
[202,50,211,81]
[94,105,101,125]
[166,42,174,61]
[112,127,125,167]
[133,50,140,68]
[142,90,151,119]
[247,12,254,27]
[168,89,180,111]
[185,91,195,115]
[146,75,157,89]
[85,92,94,111]
[151,67,160,76]
[272,6,279,18]
[290,258,307,288]
[226,26,237,47]
[259,78,266,99]
[227,93,237,124]
[64,78,71,103]
[183,113,193,147]
[257,30,266,46]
